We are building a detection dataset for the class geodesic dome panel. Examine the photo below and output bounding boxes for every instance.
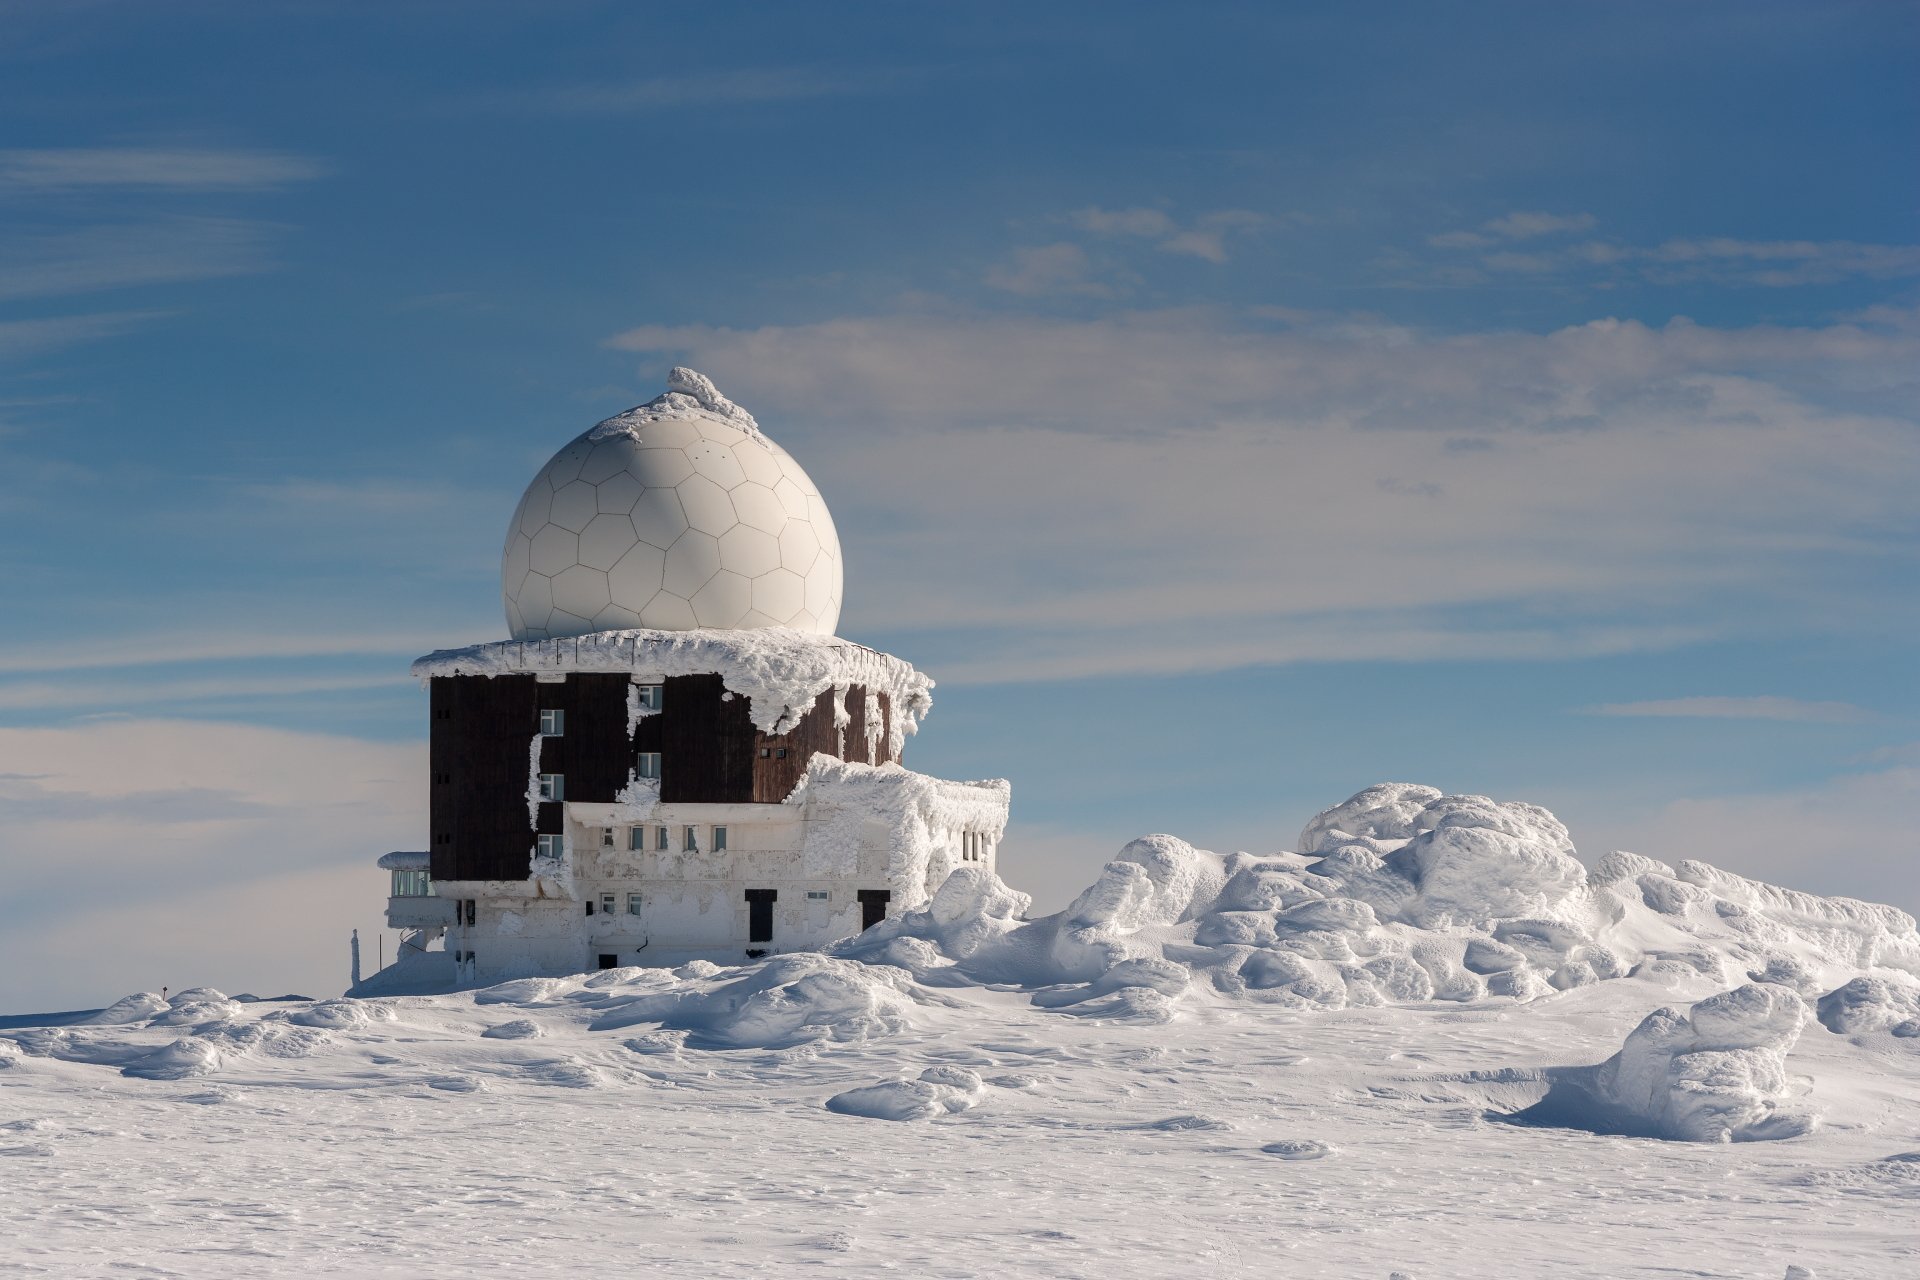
[503,369,843,639]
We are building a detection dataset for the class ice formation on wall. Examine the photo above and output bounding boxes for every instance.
[414,626,933,751]
[785,757,1012,901]
[501,368,842,639]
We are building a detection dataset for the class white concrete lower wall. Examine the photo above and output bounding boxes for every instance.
[406,764,1009,986]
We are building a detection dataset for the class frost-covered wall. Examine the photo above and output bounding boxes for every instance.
[405,755,1009,986]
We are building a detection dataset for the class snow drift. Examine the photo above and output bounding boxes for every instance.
[841,783,1920,1030]
[9,782,1916,1148]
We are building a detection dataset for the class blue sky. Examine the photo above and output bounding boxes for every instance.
[1,1,1915,1010]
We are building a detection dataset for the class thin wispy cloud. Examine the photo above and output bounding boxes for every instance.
[1067,205,1272,264]
[983,242,1120,298]
[522,67,895,113]
[1484,210,1596,239]
[1425,213,1920,288]
[0,216,282,301]
[1584,696,1873,723]
[0,310,167,359]
[1428,210,1595,250]
[0,672,410,713]
[0,147,326,192]
[1577,237,1920,287]
[0,628,478,675]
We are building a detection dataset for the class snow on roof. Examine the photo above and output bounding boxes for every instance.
[376,851,430,871]
[411,627,934,743]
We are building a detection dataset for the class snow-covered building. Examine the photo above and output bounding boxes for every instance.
[359,369,1008,991]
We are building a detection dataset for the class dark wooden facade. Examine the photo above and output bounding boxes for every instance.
[430,673,538,882]
[431,670,897,882]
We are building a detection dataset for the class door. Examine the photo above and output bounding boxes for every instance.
[745,889,776,943]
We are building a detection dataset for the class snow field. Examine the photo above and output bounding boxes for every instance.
[3,782,1917,1277]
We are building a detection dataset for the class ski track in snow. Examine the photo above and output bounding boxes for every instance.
[4,782,1920,1278]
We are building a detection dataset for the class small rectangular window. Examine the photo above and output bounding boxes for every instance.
[634,753,661,780]
[683,825,698,852]
[758,747,770,758]
[775,747,787,759]
[599,892,616,916]
[537,773,564,801]
[540,708,565,736]
[626,892,643,916]
[712,826,728,852]
[656,825,669,851]
[628,826,646,851]
[536,833,563,859]
[635,683,663,711]
[806,890,829,901]
[390,870,433,897]
[600,827,615,848]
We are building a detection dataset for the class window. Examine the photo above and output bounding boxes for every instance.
[683,825,698,852]
[599,893,616,916]
[712,826,728,852]
[536,834,563,859]
[540,708,565,736]
[600,827,615,849]
[634,753,661,780]
[584,900,594,917]
[537,773,564,801]
[775,747,787,759]
[628,826,647,851]
[655,825,670,851]
[626,892,643,916]
[635,683,663,711]
[390,870,433,897]
[805,890,829,901]
[758,747,770,758]
[598,953,618,970]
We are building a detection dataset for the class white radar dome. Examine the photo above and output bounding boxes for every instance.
[502,368,843,639]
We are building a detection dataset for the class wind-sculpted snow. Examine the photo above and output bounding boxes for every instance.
[839,784,1920,1044]
[1514,982,1818,1142]
[582,954,931,1049]
[826,1066,987,1121]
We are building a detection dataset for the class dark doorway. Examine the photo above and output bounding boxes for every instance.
[857,888,891,931]
[597,953,618,969]
[745,889,776,943]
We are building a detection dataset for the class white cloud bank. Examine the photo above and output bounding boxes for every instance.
[0,720,422,1013]
[608,305,1920,680]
